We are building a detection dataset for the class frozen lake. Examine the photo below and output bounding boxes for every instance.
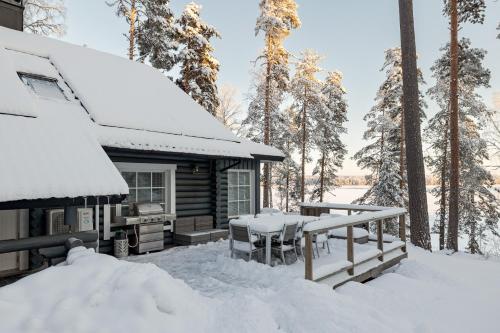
[322,185,500,253]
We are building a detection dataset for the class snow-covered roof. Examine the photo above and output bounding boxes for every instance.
[0,27,284,160]
[0,45,128,202]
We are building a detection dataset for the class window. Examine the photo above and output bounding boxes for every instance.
[19,73,67,100]
[115,163,176,216]
[228,170,254,217]
[121,171,166,215]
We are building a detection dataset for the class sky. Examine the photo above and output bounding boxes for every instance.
[62,0,500,175]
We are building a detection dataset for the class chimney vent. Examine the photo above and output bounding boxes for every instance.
[0,0,24,31]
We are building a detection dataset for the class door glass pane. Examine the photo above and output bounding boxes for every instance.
[137,172,151,187]
[228,201,238,216]
[122,172,136,187]
[228,186,238,201]
[137,188,151,202]
[240,201,250,215]
[239,186,250,201]
[228,172,238,186]
[239,172,250,186]
[128,189,137,203]
[152,188,165,202]
[152,172,164,187]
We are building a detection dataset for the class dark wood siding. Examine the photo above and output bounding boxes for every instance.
[105,149,258,229]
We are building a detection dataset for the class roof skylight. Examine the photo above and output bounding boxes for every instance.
[19,73,68,101]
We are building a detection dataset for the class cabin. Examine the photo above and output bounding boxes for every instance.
[0,2,283,278]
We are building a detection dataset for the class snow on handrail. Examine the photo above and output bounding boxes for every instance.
[302,207,406,234]
[299,202,392,211]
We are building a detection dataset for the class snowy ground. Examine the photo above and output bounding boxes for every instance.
[1,241,499,333]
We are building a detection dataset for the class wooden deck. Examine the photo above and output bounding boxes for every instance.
[299,203,407,288]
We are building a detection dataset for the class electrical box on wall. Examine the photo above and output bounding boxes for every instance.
[77,208,94,231]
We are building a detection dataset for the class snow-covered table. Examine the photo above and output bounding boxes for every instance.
[230,215,319,265]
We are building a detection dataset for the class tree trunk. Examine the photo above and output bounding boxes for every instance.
[262,39,272,208]
[319,152,325,202]
[447,0,460,252]
[269,164,273,208]
[128,0,137,60]
[468,192,478,254]
[439,118,449,250]
[285,140,290,212]
[398,0,431,250]
[285,170,290,212]
[300,88,307,202]
[399,107,406,192]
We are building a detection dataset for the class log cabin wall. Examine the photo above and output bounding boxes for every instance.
[105,148,258,230]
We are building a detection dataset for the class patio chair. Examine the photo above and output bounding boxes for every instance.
[314,233,331,257]
[271,223,299,265]
[229,224,263,262]
[296,222,330,260]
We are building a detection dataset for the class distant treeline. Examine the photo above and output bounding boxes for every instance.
[305,175,500,186]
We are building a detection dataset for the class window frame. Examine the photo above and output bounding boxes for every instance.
[18,72,68,101]
[227,169,255,218]
[114,163,177,216]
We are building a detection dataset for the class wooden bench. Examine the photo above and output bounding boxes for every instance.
[174,216,229,245]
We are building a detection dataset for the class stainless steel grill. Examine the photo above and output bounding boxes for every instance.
[131,203,165,254]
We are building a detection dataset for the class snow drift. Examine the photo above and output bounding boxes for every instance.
[1,243,500,333]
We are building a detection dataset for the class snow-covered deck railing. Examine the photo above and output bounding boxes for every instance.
[300,203,407,284]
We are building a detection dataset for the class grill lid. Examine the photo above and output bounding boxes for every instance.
[134,202,164,216]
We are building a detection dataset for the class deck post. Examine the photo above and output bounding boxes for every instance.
[347,225,354,275]
[377,220,384,261]
[348,209,351,216]
[304,232,314,281]
[399,214,406,252]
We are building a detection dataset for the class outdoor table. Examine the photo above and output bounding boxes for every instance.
[230,215,319,265]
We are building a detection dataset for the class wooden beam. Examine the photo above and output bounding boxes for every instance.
[377,220,384,261]
[347,225,354,275]
[399,214,407,252]
[304,233,314,280]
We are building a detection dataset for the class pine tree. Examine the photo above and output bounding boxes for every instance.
[426,39,499,253]
[137,0,177,72]
[443,0,486,252]
[354,48,425,225]
[107,0,144,60]
[399,0,431,250]
[310,71,348,202]
[291,49,324,203]
[273,106,301,212]
[176,2,220,115]
[242,68,286,207]
[254,0,300,208]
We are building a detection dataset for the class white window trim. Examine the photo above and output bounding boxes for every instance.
[114,162,176,215]
[228,169,255,219]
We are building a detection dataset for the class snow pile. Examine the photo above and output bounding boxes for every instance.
[1,243,500,332]
[132,242,500,333]
[0,247,215,333]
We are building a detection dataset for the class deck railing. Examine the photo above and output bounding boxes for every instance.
[300,203,407,283]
